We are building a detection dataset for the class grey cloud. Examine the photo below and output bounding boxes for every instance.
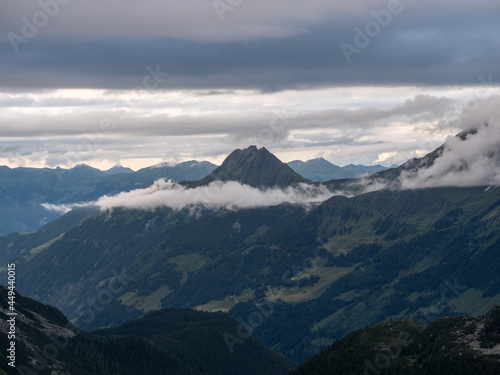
[0,93,465,169]
[2,0,497,43]
[1,0,499,91]
[0,94,458,138]
[459,95,500,130]
[0,133,233,168]
[0,0,379,43]
[286,95,458,132]
[388,95,456,121]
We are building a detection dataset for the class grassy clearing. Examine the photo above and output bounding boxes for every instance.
[167,253,210,286]
[24,233,64,261]
[119,284,172,312]
[448,288,500,317]
[266,265,355,304]
[398,255,441,279]
[195,288,255,313]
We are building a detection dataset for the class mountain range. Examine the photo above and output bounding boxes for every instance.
[287,158,392,182]
[0,155,391,236]
[1,136,499,365]
[1,126,500,369]
[0,160,217,235]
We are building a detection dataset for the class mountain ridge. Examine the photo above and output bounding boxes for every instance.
[287,157,390,182]
[0,160,218,235]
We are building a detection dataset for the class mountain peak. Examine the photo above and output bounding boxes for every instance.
[223,145,270,167]
[192,146,309,188]
[104,165,134,175]
[72,163,93,169]
[65,164,107,179]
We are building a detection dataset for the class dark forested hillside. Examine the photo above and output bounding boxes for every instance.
[0,206,99,266]
[292,305,500,375]
[0,287,296,375]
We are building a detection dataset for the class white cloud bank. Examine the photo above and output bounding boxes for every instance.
[40,202,90,215]
[400,121,500,188]
[95,180,336,212]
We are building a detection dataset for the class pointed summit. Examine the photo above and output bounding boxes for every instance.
[191,146,310,188]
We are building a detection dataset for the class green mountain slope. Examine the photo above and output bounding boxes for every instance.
[228,186,500,361]
[13,203,310,330]
[0,286,296,375]
[0,206,99,266]
[6,184,500,363]
[292,304,500,375]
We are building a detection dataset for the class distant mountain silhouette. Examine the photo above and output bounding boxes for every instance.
[288,158,389,181]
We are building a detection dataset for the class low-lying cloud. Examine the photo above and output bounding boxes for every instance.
[399,121,500,188]
[95,180,335,212]
[41,202,89,215]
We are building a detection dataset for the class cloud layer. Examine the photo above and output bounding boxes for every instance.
[3,90,486,170]
[1,1,499,90]
[95,180,336,212]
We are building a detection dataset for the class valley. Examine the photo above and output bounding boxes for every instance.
[1,143,500,364]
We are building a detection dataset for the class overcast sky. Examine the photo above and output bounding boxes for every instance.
[1,0,499,170]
